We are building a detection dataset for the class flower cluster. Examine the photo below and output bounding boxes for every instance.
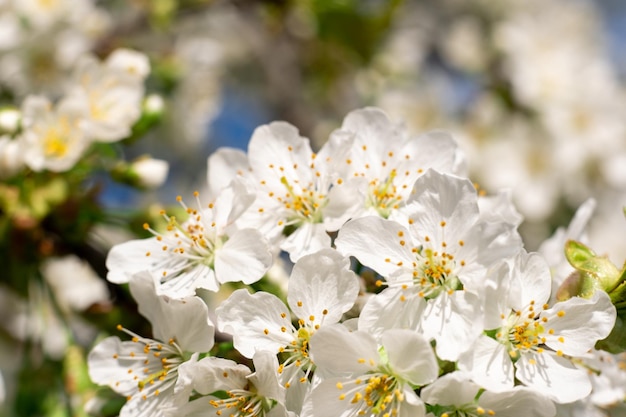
[90,107,626,417]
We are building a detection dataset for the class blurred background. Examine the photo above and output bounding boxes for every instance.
[0,0,625,415]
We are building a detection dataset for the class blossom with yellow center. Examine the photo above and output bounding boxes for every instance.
[244,120,360,262]
[309,326,438,417]
[333,107,466,220]
[336,169,523,361]
[458,251,616,403]
[20,95,90,172]
[106,183,272,299]
[88,272,215,417]
[216,249,359,407]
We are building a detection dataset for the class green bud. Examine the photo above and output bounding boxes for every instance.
[561,240,621,299]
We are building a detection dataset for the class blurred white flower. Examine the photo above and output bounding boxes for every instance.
[41,254,109,313]
[20,95,90,172]
[65,49,148,143]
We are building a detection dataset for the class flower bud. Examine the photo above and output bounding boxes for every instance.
[131,157,169,189]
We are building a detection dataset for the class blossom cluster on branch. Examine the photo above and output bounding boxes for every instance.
[89,107,626,417]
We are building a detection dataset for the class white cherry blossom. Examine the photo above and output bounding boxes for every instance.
[308,325,438,417]
[244,121,359,261]
[88,272,215,417]
[457,251,617,403]
[332,107,467,220]
[216,248,359,413]
[336,169,522,360]
[65,48,148,142]
[107,182,272,298]
[172,351,292,417]
[19,95,90,172]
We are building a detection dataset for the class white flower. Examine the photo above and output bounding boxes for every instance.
[105,48,151,80]
[173,351,291,417]
[309,325,438,417]
[20,95,90,172]
[244,120,360,261]
[216,249,359,413]
[332,107,467,219]
[457,251,617,403]
[421,372,556,417]
[88,272,215,417]
[336,169,522,360]
[66,49,148,142]
[131,157,169,189]
[106,182,272,298]
[41,254,109,312]
[206,147,249,198]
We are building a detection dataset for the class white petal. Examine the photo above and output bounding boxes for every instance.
[479,387,556,417]
[457,335,515,392]
[383,329,438,386]
[510,251,552,311]
[543,291,616,356]
[248,121,314,189]
[179,356,250,395]
[88,336,137,395]
[309,325,379,376]
[206,147,249,197]
[420,372,480,406]
[515,351,591,403]
[129,272,215,353]
[335,216,414,277]
[404,130,467,177]
[281,222,332,262]
[287,248,359,326]
[404,169,479,244]
[216,289,293,358]
[106,238,163,284]
[248,350,285,402]
[215,228,272,285]
[358,288,426,337]
[421,291,482,361]
[310,377,361,417]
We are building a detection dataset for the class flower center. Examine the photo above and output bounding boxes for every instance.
[336,372,404,416]
[41,118,72,157]
[366,170,403,218]
[113,325,185,402]
[143,192,226,282]
[210,386,277,417]
[496,301,553,360]
[278,176,326,226]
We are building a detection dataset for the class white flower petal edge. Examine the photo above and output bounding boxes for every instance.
[421,372,556,417]
[129,271,215,353]
[286,248,359,326]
